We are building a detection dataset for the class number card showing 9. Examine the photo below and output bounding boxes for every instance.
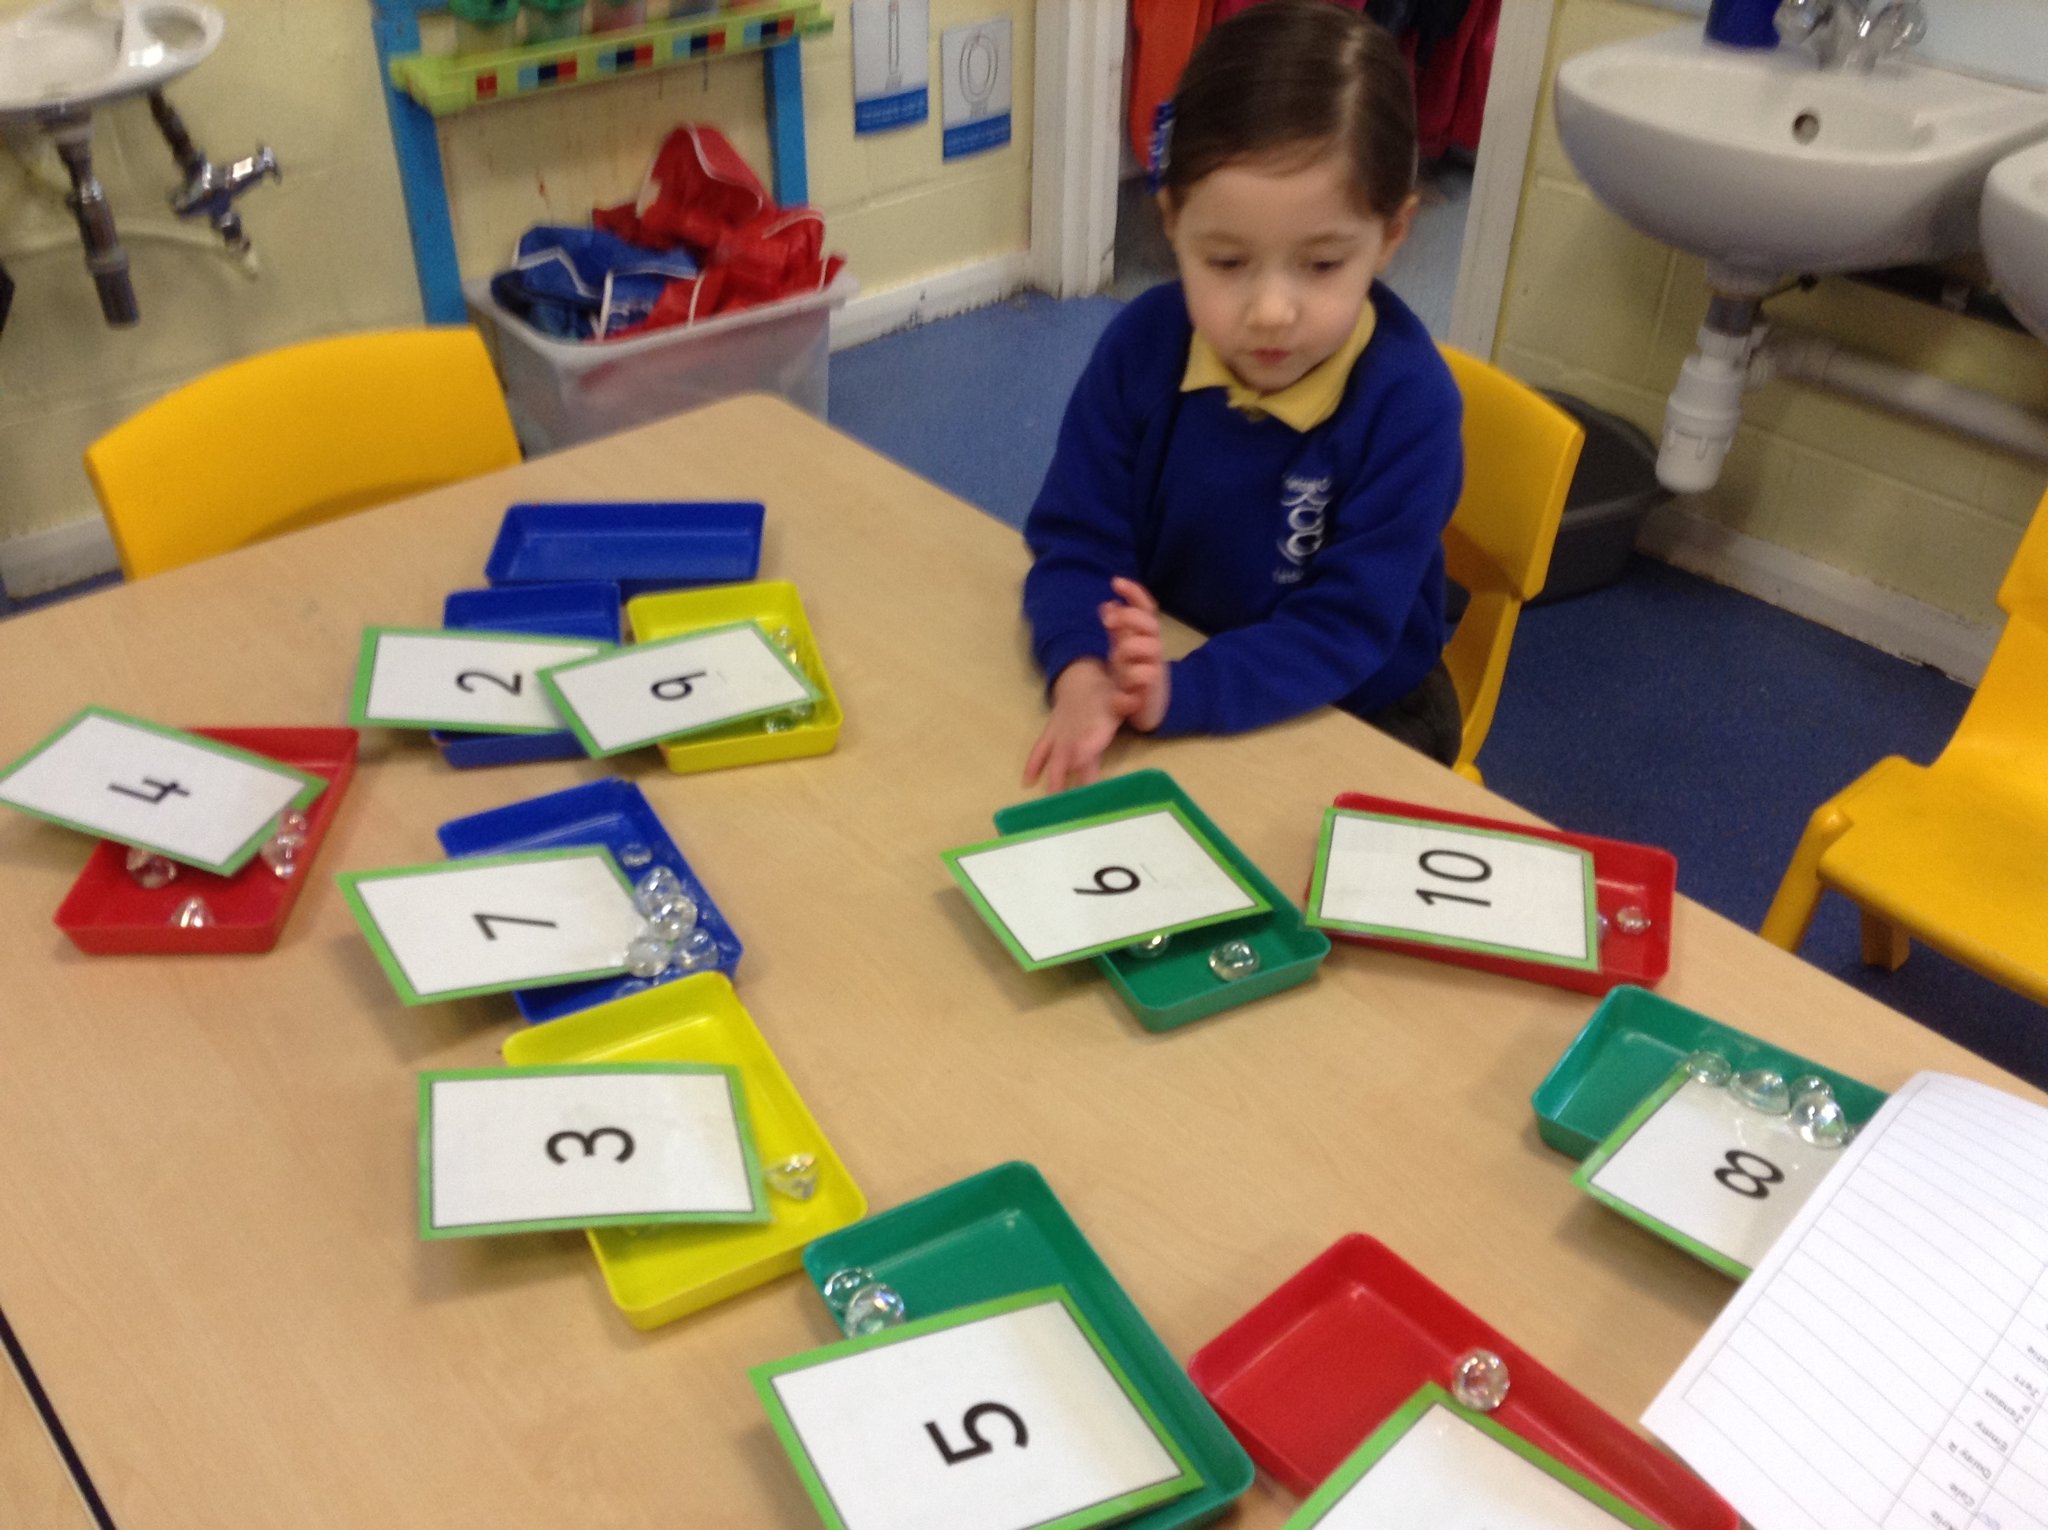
[752,1287,1201,1530]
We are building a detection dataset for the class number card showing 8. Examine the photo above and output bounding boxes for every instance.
[943,806,1267,970]
[752,1288,1200,1530]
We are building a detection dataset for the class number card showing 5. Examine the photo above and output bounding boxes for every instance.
[538,621,819,757]
[752,1288,1201,1530]
[350,627,613,733]
[943,805,1268,970]
[1574,1070,1845,1278]
[1307,808,1600,972]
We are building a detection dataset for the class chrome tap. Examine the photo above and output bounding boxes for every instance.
[148,91,280,256]
[1776,0,1927,72]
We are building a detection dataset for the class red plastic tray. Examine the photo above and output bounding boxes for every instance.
[53,727,359,956]
[1187,1235,1735,1528]
[1326,792,1675,995]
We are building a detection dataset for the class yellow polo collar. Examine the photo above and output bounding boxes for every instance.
[1179,303,1378,431]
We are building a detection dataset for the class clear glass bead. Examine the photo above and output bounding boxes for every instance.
[673,926,720,972]
[765,1154,819,1201]
[1789,1074,1834,1108]
[170,896,213,929]
[259,835,302,879]
[634,866,684,913]
[1208,939,1260,981]
[1126,932,1172,960]
[624,934,675,979]
[1451,1348,1510,1412]
[1730,1067,1792,1116]
[617,842,655,869]
[644,893,699,941]
[1793,1095,1854,1148]
[1612,905,1652,936]
[770,625,800,660]
[276,810,311,837]
[843,1282,908,1337]
[821,1267,875,1313]
[125,847,178,889]
[1682,1050,1733,1087]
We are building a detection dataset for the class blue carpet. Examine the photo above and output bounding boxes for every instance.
[829,294,2047,1086]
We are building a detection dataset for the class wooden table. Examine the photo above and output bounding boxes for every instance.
[0,395,2025,1527]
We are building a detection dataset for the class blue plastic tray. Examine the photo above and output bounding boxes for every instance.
[483,502,764,596]
[433,581,622,768]
[435,778,742,1021]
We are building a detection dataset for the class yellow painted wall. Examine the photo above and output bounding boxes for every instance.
[1493,0,2048,626]
[0,0,1034,559]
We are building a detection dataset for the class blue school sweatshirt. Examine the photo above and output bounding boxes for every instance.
[1022,280,1463,736]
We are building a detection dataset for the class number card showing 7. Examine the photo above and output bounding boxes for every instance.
[943,805,1267,970]
[1307,808,1600,972]
[752,1287,1200,1530]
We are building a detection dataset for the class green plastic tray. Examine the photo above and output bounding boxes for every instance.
[800,1162,1253,1529]
[991,770,1328,1030]
[1531,985,1889,1160]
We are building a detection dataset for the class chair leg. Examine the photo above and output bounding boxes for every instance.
[1760,803,1852,953]
[1860,910,1912,971]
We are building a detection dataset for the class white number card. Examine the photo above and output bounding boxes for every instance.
[0,707,325,876]
[538,621,818,757]
[1307,808,1599,972]
[418,1064,767,1239]
[350,627,609,733]
[338,848,644,1006]
[1286,1385,1657,1529]
[752,1288,1200,1530]
[942,805,1268,970]
[1575,1071,1846,1278]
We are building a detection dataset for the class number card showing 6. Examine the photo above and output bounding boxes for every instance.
[752,1288,1201,1530]
[1307,808,1600,972]
[350,627,612,733]
[942,805,1268,970]
[1574,1071,1845,1278]
[538,620,819,757]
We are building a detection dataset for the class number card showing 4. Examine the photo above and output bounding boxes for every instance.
[338,848,644,1005]
[753,1288,1200,1530]
[943,806,1267,970]
[1308,809,1600,972]
[351,628,611,733]
[0,707,325,876]
[539,621,818,757]
[420,1064,767,1238]
[1575,1072,1845,1278]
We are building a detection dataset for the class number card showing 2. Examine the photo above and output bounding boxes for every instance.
[540,621,819,757]
[0,708,325,876]
[351,627,611,733]
[420,1063,768,1238]
[753,1288,1200,1530]
[943,806,1267,970]
[1308,809,1600,972]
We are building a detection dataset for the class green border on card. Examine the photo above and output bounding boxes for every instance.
[336,846,636,1007]
[537,619,822,758]
[417,1062,769,1239]
[1572,1068,1752,1280]
[750,1286,1202,1530]
[941,803,1272,972]
[1305,808,1602,973]
[0,705,326,877]
[349,626,613,734]
[1285,1383,1660,1529]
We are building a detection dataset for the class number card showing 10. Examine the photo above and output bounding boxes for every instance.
[753,1288,1200,1530]
[1307,808,1600,972]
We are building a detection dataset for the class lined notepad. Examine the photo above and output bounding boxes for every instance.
[1645,1072,2048,1530]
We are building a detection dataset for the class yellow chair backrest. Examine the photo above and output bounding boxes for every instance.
[86,327,522,580]
[1437,347,1585,782]
[1943,490,2048,771]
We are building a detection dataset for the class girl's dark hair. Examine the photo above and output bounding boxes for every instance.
[1162,0,1418,220]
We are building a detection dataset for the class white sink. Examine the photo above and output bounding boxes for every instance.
[0,0,223,125]
[1984,142,2048,341]
[1556,27,2048,294]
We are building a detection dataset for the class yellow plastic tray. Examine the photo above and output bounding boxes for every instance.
[625,581,843,773]
[501,973,866,1329]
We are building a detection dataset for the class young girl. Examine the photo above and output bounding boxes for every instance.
[1021,0,1464,792]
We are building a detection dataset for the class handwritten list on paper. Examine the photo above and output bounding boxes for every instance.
[1644,1073,2048,1530]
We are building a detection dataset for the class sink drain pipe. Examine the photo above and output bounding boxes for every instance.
[1657,297,2048,491]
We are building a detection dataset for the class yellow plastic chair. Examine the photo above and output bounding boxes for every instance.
[1437,347,1585,784]
[86,327,522,579]
[1761,494,2048,1003]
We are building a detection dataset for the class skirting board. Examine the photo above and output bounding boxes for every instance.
[1637,502,2000,686]
[0,516,117,601]
[830,252,1034,352]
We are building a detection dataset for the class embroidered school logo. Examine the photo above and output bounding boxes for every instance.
[1276,475,1331,584]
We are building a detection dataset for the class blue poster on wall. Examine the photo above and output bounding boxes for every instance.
[852,0,930,134]
[942,19,1012,161]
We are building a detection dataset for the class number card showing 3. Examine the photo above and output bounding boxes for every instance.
[753,1289,1200,1530]
[351,628,610,733]
[944,806,1266,970]
[1308,809,1599,971]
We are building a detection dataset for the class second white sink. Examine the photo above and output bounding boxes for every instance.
[1556,27,2048,293]
[1983,141,2048,341]
[0,0,224,125]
